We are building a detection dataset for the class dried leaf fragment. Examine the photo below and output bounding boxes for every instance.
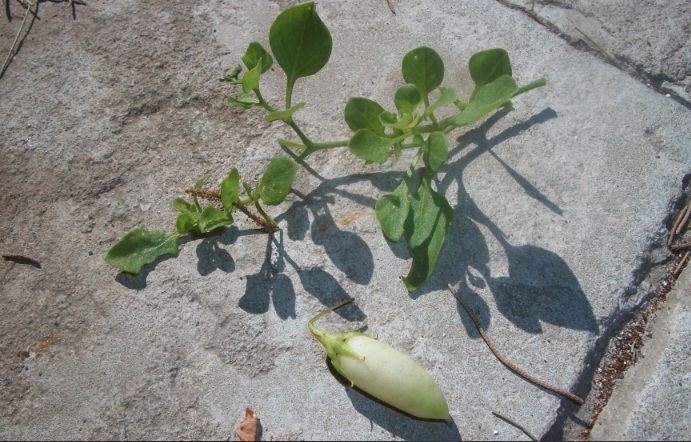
[237,407,259,441]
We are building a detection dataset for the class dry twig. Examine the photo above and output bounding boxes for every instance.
[491,410,537,441]
[447,284,585,405]
[1,0,37,79]
[673,251,690,277]
[669,204,690,246]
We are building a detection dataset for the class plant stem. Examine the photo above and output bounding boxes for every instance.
[285,118,314,149]
[254,88,277,113]
[513,78,546,96]
[253,200,278,230]
[403,148,424,184]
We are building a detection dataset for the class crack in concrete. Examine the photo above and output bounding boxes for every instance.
[494,0,691,110]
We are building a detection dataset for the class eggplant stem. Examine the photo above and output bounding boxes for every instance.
[308,298,354,335]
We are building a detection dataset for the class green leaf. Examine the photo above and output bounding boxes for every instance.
[344,97,386,136]
[269,2,332,90]
[379,111,397,127]
[226,87,260,109]
[423,86,457,118]
[172,197,197,214]
[266,102,305,122]
[375,180,410,242]
[450,75,518,127]
[468,48,512,98]
[255,156,298,205]
[176,213,198,234]
[402,47,444,98]
[194,174,212,188]
[198,206,234,233]
[394,84,422,114]
[104,229,180,275]
[423,132,448,173]
[242,62,262,93]
[242,41,273,73]
[347,129,392,163]
[220,65,242,83]
[221,168,240,211]
[389,112,420,131]
[402,181,453,291]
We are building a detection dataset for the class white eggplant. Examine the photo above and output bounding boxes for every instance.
[308,300,449,420]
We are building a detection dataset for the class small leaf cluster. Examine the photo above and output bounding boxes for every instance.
[104,158,296,275]
[105,2,545,292]
[342,46,545,290]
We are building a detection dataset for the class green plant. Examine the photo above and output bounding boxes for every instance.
[309,299,449,420]
[105,1,545,291]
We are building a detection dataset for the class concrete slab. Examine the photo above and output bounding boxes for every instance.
[0,0,689,440]
[589,268,691,440]
[501,0,691,105]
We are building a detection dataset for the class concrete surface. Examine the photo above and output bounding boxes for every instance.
[589,268,691,441]
[502,0,691,105]
[0,0,689,440]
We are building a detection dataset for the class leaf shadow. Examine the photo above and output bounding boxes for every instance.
[409,107,598,336]
[239,232,296,319]
[239,232,366,322]
[196,226,238,276]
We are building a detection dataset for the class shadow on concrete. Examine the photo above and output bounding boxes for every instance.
[280,106,597,336]
[196,226,238,276]
[239,232,296,319]
[240,232,366,322]
[421,107,599,336]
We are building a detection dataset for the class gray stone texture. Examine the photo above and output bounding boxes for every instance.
[0,0,689,440]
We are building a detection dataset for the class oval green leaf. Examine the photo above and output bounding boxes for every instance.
[269,2,332,88]
[344,97,386,136]
[379,110,397,127]
[375,180,410,242]
[468,48,512,98]
[172,197,197,214]
[104,229,180,275]
[242,62,262,93]
[423,132,448,174]
[402,47,444,97]
[255,156,298,205]
[423,86,457,118]
[402,181,453,291]
[198,206,234,233]
[226,87,260,109]
[221,168,240,211]
[394,84,422,115]
[347,129,391,163]
[242,41,273,73]
[176,213,198,234]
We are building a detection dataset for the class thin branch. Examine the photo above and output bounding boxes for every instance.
[491,410,537,441]
[673,251,690,277]
[0,0,36,79]
[669,204,690,246]
[447,284,585,405]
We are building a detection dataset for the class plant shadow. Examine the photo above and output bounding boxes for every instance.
[410,108,599,336]
[239,232,366,322]
[277,106,598,338]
